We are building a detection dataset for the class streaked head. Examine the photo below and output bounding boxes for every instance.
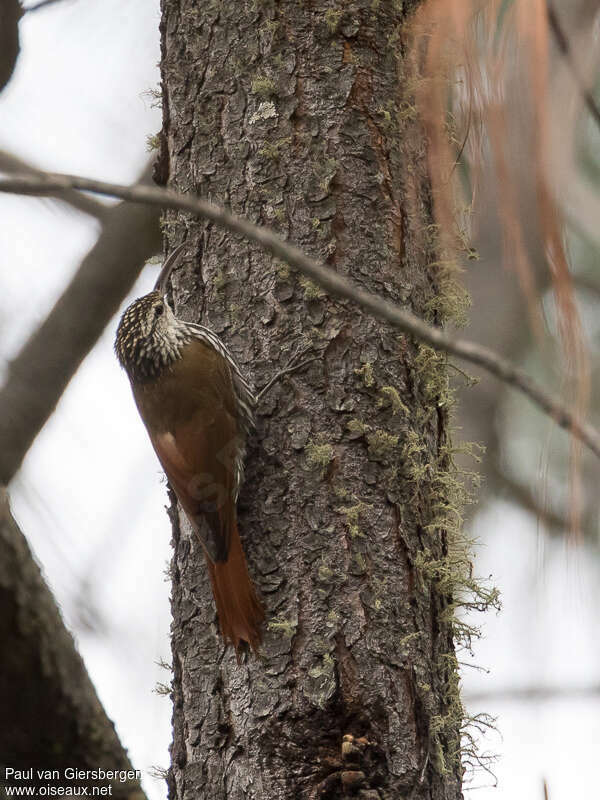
[115,246,190,381]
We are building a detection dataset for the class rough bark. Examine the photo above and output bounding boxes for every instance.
[161,2,463,798]
[0,491,146,800]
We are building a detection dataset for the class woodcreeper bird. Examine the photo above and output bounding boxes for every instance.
[115,245,264,652]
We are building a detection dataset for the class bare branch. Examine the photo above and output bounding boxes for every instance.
[0,149,109,220]
[0,164,161,484]
[1,169,599,460]
[0,489,147,799]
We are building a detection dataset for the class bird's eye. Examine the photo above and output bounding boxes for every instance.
[155,304,164,317]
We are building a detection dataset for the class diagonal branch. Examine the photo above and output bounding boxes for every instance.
[0,164,161,484]
[1,169,599,460]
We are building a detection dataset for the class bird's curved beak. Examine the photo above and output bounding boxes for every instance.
[154,244,186,295]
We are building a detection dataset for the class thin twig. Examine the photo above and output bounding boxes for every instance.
[547,4,600,131]
[1,169,599,460]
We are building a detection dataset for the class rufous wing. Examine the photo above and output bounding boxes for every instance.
[149,418,264,651]
[131,338,264,650]
[149,411,236,562]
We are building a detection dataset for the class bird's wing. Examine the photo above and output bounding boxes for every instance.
[133,341,242,563]
[149,405,240,563]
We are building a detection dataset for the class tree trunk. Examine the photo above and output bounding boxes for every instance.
[160,2,464,798]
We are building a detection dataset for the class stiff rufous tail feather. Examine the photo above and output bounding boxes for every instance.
[206,519,264,653]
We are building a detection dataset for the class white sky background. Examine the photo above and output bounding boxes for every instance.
[0,3,598,799]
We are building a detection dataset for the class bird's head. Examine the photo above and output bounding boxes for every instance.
[115,245,190,381]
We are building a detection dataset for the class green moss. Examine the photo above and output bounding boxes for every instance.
[159,218,178,233]
[268,617,297,638]
[399,631,422,650]
[276,262,291,280]
[309,652,334,678]
[425,651,471,777]
[346,418,371,437]
[319,175,333,194]
[430,716,449,774]
[259,136,291,160]
[398,429,429,487]
[419,554,498,764]
[318,562,334,582]
[376,100,399,131]
[324,8,343,32]
[332,484,350,501]
[367,429,399,462]
[420,221,472,326]
[299,276,325,300]
[378,386,409,416]
[145,132,160,152]
[424,259,471,326]
[336,501,372,538]
[326,609,340,627]
[305,439,334,478]
[402,429,425,460]
[263,17,279,34]
[414,345,450,405]
[403,414,497,779]
[354,362,375,388]
[251,75,277,98]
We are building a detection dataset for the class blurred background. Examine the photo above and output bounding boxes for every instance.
[0,2,598,798]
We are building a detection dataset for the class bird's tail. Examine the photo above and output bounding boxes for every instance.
[206,520,264,654]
